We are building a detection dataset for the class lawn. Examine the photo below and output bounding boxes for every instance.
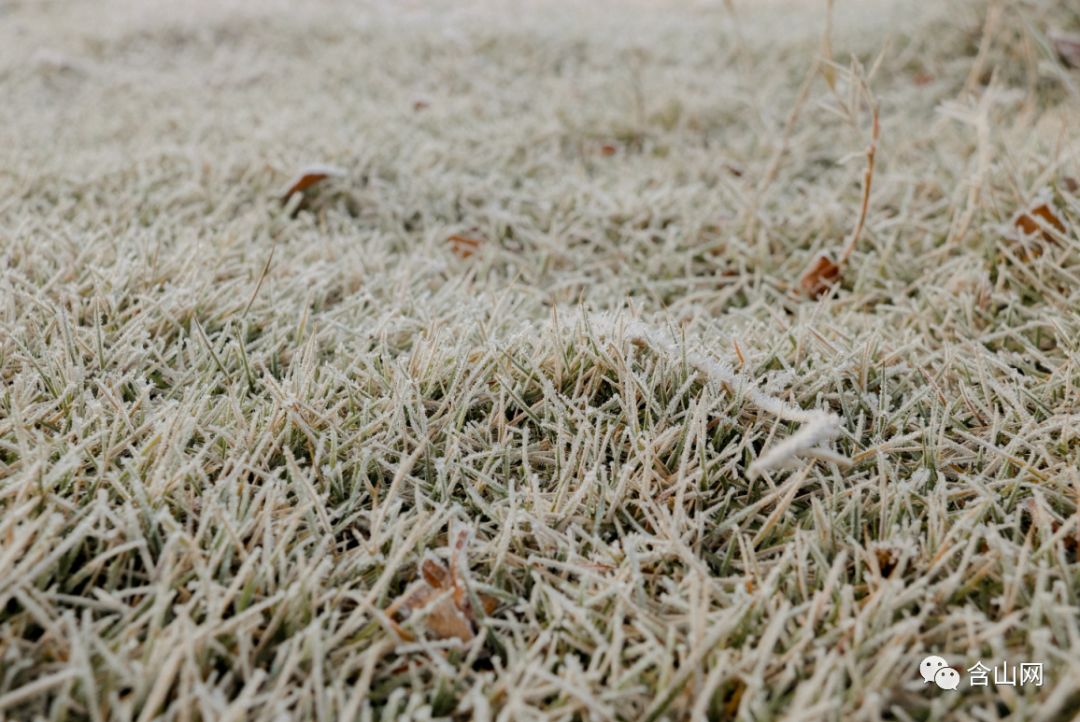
[1,0,1079,719]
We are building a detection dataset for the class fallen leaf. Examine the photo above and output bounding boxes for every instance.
[1051,32,1080,69]
[448,234,482,259]
[1014,201,1065,243]
[799,252,841,297]
[873,547,899,578]
[385,527,498,642]
[279,164,346,203]
[391,568,473,642]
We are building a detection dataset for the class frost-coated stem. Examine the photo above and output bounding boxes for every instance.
[581,313,847,477]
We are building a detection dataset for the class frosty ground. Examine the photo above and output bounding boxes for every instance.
[1,0,1079,719]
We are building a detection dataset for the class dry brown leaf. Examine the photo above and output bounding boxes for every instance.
[873,547,899,578]
[799,252,841,297]
[448,234,482,259]
[1051,32,1080,69]
[1014,202,1066,244]
[279,164,346,202]
[400,582,474,642]
[386,528,497,643]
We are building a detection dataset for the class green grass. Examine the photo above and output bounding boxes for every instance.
[1,0,1079,719]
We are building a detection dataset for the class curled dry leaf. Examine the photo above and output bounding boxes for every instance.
[1007,199,1066,263]
[1051,32,1080,69]
[385,527,497,642]
[448,234,482,259]
[279,164,346,203]
[799,252,842,297]
[1014,201,1066,243]
[873,546,900,578]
